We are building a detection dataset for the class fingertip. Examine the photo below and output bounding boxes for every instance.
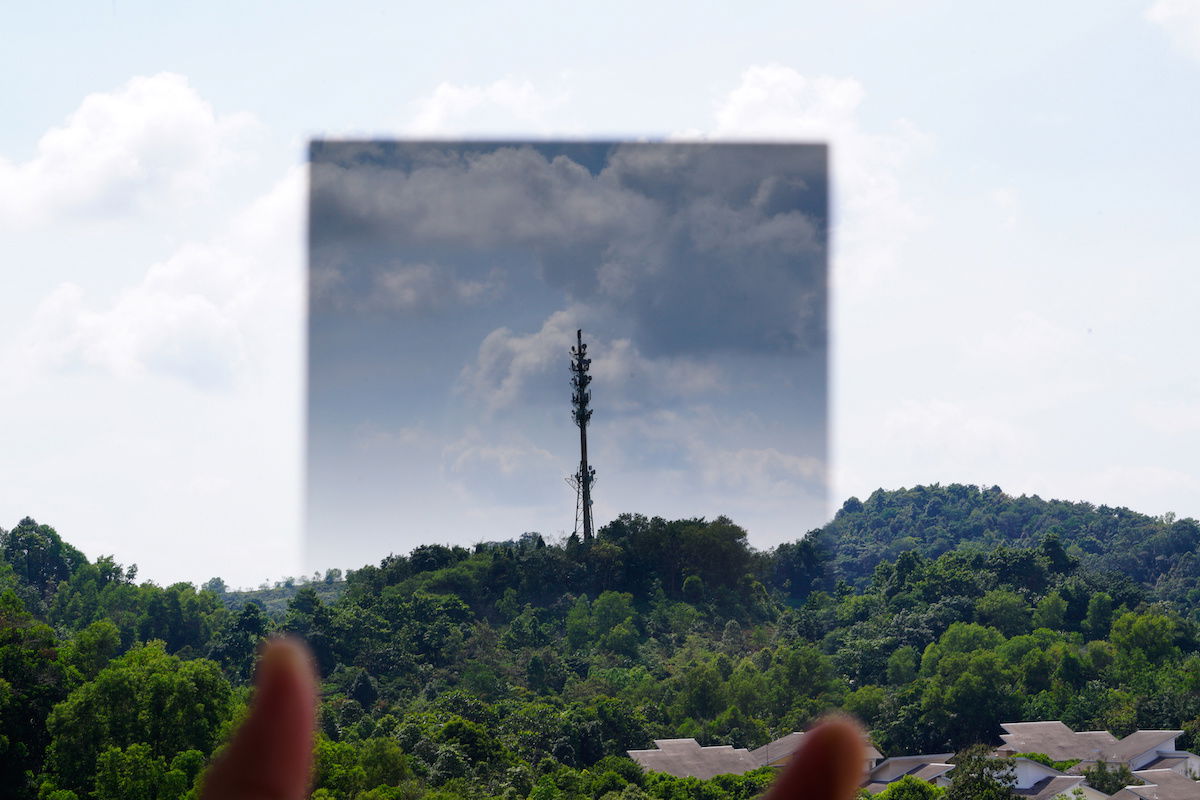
[257,635,318,697]
[201,636,318,800]
[765,715,868,800]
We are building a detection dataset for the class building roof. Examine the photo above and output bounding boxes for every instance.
[862,757,955,794]
[1014,775,1086,800]
[1013,757,1068,774]
[1110,732,1185,762]
[1116,768,1200,800]
[1140,756,1189,772]
[627,739,762,780]
[1000,721,1182,764]
[750,733,807,766]
[750,731,883,767]
[907,763,955,783]
[1001,722,1118,761]
[868,755,956,781]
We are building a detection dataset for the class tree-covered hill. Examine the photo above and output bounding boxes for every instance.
[820,484,1200,604]
[219,577,347,618]
[2,486,1200,800]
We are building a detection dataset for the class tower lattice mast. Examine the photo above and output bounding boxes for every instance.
[569,329,596,540]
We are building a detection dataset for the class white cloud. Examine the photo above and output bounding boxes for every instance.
[1147,0,1200,60]
[691,64,929,291]
[2,152,305,587]
[0,73,258,227]
[456,307,590,413]
[405,77,573,135]
[456,308,726,415]
[23,277,248,388]
[19,165,304,390]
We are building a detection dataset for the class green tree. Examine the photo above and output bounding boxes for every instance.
[1082,761,1141,794]
[0,590,71,798]
[676,662,727,720]
[206,601,269,681]
[358,736,411,788]
[43,642,235,797]
[61,619,121,680]
[565,596,593,650]
[945,745,1016,800]
[887,646,919,685]
[877,775,946,800]
[1110,610,1180,663]
[1083,592,1114,639]
[592,591,636,636]
[0,518,87,606]
[1032,591,1067,631]
[976,590,1031,637]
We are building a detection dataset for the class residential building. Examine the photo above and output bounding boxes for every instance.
[862,754,955,794]
[998,721,1200,777]
[626,739,761,780]
[1111,768,1200,800]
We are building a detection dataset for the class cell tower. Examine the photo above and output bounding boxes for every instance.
[568,329,596,540]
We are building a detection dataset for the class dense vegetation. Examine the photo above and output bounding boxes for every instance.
[3,484,1200,800]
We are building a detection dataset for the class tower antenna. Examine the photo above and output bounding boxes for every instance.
[569,329,596,540]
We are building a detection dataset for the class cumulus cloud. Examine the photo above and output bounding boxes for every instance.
[455,308,587,413]
[1147,0,1200,59]
[0,72,257,227]
[24,278,249,388]
[405,77,573,135]
[20,166,305,389]
[692,64,928,292]
[456,308,726,415]
[310,141,827,357]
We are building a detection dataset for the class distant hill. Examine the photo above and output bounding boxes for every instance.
[220,579,346,618]
[822,483,1200,603]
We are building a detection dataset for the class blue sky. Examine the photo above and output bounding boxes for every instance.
[2,1,1199,586]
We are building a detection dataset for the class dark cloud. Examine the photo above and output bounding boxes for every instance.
[309,141,827,356]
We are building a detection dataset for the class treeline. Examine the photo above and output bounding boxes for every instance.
[2,485,1199,800]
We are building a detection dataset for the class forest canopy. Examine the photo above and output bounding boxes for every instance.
[3,484,1200,799]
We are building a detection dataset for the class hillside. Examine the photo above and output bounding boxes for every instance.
[1,487,1199,800]
[220,579,347,618]
[822,484,1200,604]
